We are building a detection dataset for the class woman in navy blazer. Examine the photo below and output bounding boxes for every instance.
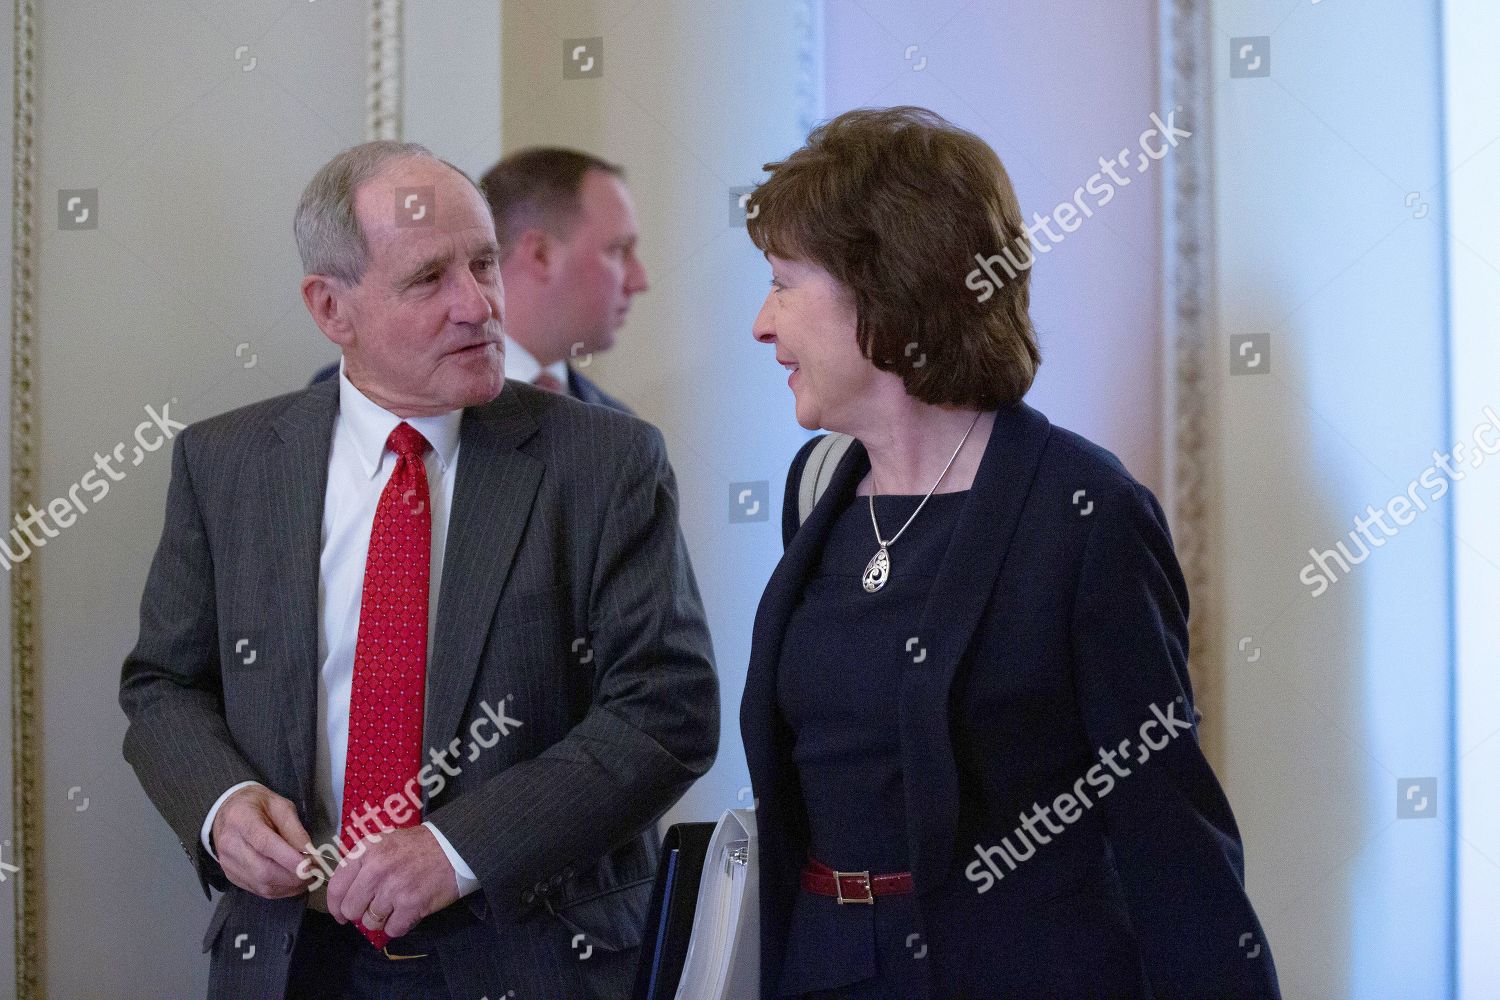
[738,107,1281,999]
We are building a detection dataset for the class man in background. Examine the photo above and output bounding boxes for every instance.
[312,147,647,414]
[480,147,648,412]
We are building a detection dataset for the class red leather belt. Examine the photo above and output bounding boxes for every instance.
[800,857,913,904]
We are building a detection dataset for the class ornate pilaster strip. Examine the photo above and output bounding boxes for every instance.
[1160,0,1223,766]
[367,0,403,141]
[10,0,41,994]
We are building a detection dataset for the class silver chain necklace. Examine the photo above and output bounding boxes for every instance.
[861,411,984,593]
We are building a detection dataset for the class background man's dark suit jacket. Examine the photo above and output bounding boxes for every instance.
[568,365,632,414]
[311,360,633,415]
[740,401,1280,999]
[119,376,718,999]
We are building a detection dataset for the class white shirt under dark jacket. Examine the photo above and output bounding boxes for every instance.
[502,334,571,395]
[200,359,479,898]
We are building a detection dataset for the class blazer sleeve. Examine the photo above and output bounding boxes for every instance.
[425,422,719,917]
[118,429,262,899]
[1069,480,1281,999]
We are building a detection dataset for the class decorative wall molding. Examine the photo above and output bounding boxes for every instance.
[1159,0,1223,766]
[367,0,403,141]
[10,0,42,994]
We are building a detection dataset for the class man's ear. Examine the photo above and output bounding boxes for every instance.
[510,228,557,283]
[301,274,355,348]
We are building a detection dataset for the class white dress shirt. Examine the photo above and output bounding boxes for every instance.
[201,359,478,897]
[503,334,571,393]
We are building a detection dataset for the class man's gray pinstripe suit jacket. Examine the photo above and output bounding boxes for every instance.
[119,375,719,999]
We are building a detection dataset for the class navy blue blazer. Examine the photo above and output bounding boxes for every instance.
[740,401,1280,998]
[310,361,634,416]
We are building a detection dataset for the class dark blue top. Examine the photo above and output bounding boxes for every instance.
[774,489,967,997]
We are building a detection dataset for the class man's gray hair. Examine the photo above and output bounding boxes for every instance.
[294,140,478,283]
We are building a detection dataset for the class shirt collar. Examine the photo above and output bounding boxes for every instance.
[336,357,463,480]
[503,334,570,390]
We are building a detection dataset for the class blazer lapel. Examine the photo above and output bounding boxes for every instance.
[423,384,542,766]
[742,439,868,792]
[902,402,1052,893]
[262,379,339,811]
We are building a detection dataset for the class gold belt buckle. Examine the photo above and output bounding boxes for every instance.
[381,945,430,960]
[833,869,874,905]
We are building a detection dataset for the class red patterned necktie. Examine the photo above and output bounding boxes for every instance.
[531,370,566,395]
[340,421,431,948]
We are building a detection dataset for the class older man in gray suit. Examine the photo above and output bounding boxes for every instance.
[119,141,718,999]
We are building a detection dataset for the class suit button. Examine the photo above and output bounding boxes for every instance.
[521,890,535,905]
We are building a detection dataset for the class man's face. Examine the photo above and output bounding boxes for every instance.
[334,157,506,416]
[546,170,648,361]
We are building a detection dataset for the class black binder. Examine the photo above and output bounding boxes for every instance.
[631,822,717,1000]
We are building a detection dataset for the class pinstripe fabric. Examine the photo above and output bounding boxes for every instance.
[119,376,718,1000]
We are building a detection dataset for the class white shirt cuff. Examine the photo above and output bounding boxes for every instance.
[423,820,480,897]
[201,780,264,860]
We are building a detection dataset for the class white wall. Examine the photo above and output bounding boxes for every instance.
[823,0,1165,493]
[405,3,502,179]
[1445,1,1500,997]
[1213,0,1453,996]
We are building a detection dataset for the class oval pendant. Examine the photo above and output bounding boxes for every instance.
[862,546,890,593]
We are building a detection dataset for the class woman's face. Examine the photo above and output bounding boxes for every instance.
[752,254,875,431]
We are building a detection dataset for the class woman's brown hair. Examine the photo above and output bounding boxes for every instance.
[746,106,1040,409]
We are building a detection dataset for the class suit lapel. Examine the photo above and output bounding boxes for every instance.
[423,384,542,763]
[262,379,339,810]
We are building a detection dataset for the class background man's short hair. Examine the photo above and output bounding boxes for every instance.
[746,106,1042,410]
[479,147,626,258]
[294,140,479,284]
